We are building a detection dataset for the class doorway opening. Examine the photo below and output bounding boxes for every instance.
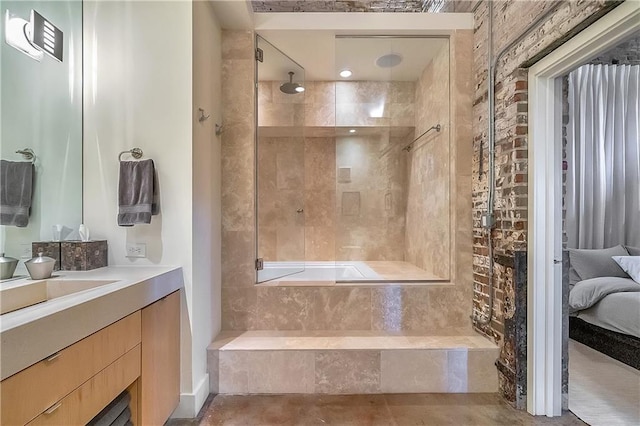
[528,0,639,418]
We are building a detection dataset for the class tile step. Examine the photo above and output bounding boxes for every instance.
[208,332,499,395]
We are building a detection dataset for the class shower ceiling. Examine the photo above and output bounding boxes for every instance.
[257,34,448,82]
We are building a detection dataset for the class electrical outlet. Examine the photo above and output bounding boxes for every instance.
[126,242,146,258]
[20,243,32,259]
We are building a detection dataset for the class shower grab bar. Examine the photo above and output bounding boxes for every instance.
[402,124,441,152]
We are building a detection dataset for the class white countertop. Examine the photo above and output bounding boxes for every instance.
[0,266,184,380]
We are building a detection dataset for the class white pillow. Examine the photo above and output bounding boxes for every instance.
[612,256,640,283]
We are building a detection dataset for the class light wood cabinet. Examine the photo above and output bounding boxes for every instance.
[0,290,181,426]
[0,312,141,425]
[140,291,181,426]
[27,345,140,426]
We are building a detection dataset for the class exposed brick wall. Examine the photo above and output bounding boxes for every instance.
[252,0,480,13]
[252,0,425,12]
[468,0,621,408]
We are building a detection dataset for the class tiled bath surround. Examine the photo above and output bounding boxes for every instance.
[222,30,475,331]
[257,133,410,262]
[208,332,498,394]
[256,39,467,281]
[257,79,414,263]
[216,30,495,395]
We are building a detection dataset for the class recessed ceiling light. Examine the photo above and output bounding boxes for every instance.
[295,86,305,93]
[349,129,356,133]
[339,69,352,78]
[376,53,403,68]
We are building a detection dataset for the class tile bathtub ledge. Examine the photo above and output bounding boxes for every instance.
[0,266,183,380]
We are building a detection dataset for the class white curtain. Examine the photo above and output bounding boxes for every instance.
[566,64,640,249]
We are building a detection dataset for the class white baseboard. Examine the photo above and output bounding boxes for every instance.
[171,373,210,419]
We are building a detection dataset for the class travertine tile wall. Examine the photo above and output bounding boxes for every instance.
[258,80,415,128]
[405,41,451,279]
[304,137,338,260]
[217,347,498,394]
[257,136,306,261]
[335,81,415,128]
[257,132,409,262]
[222,30,474,333]
[258,81,305,128]
[335,132,408,261]
[257,80,412,261]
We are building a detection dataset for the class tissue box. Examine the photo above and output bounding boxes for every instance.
[61,240,108,271]
[32,242,62,271]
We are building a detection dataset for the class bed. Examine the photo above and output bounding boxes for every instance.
[567,245,640,370]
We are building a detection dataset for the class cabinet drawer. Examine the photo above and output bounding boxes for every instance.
[28,344,141,426]
[0,311,141,425]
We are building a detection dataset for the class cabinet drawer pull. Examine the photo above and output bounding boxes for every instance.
[44,352,61,362]
[44,402,62,415]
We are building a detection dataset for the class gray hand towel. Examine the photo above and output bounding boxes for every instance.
[0,160,34,227]
[118,159,159,226]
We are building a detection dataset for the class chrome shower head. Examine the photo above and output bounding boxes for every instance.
[280,71,305,95]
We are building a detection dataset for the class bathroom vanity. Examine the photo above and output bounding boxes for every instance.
[0,266,183,425]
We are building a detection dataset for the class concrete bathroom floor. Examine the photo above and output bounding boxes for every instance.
[168,393,585,426]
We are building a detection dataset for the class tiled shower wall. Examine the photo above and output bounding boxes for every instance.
[257,80,413,262]
[335,132,408,261]
[406,40,452,279]
[257,133,410,262]
[222,30,474,332]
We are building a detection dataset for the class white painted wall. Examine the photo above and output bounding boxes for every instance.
[83,0,221,417]
[187,0,223,417]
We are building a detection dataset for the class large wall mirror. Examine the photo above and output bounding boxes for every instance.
[0,0,82,272]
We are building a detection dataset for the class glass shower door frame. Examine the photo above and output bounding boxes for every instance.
[255,35,307,284]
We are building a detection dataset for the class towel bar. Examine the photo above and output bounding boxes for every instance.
[15,148,36,163]
[118,148,143,162]
[402,124,441,152]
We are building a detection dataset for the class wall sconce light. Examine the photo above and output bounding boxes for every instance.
[4,10,63,62]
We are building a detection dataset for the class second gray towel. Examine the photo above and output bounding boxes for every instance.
[118,159,159,226]
[0,160,34,227]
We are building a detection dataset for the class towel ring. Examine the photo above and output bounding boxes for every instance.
[118,148,143,162]
[16,148,36,163]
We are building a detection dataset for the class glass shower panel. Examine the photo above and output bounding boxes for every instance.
[256,36,306,283]
[333,36,451,282]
